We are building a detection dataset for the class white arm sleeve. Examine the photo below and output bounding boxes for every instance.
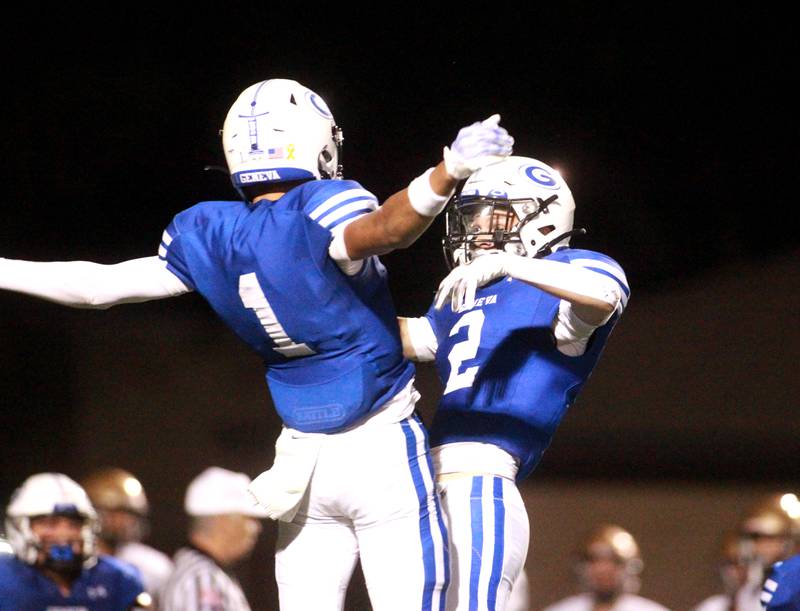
[402,316,438,362]
[553,301,603,356]
[503,255,624,314]
[0,255,191,309]
[328,219,365,276]
[543,259,628,356]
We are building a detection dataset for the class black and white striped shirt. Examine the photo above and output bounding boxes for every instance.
[161,547,252,611]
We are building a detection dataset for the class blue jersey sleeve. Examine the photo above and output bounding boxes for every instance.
[301,179,379,232]
[158,206,201,290]
[0,555,20,602]
[159,200,250,292]
[560,249,630,310]
[424,299,440,339]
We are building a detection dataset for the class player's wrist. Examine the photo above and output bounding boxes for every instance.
[407,167,452,217]
[442,146,472,180]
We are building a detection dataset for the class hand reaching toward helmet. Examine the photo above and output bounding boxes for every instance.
[435,252,517,312]
[443,114,514,180]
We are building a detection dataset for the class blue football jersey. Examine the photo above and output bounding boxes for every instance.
[762,554,800,610]
[0,554,145,610]
[159,179,414,433]
[425,249,629,481]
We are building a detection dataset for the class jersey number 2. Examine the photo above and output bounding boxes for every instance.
[443,309,485,395]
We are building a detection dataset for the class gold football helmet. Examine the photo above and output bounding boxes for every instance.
[81,467,149,548]
[576,524,644,596]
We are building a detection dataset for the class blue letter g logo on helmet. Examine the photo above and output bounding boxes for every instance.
[523,164,559,189]
[306,91,333,119]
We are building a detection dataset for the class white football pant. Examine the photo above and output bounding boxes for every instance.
[439,475,529,611]
[275,413,450,610]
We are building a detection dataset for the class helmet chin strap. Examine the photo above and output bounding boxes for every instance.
[534,227,587,258]
[332,124,344,179]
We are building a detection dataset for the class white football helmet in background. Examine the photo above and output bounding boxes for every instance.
[221,78,343,200]
[443,156,579,267]
[4,472,98,568]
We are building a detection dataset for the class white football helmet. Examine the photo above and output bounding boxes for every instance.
[221,78,343,200]
[4,473,98,568]
[443,156,579,267]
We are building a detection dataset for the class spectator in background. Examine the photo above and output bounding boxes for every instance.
[541,524,670,611]
[160,467,268,611]
[82,467,174,607]
[733,493,799,610]
[1,472,149,609]
[691,531,748,611]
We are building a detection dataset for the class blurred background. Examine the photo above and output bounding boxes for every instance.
[0,6,797,610]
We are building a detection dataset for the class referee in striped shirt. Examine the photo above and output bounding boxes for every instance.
[161,467,268,610]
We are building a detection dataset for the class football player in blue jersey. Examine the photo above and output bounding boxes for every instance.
[0,78,514,610]
[736,493,800,611]
[761,553,800,610]
[1,472,149,609]
[399,156,630,611]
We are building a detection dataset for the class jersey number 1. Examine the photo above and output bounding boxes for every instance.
[443,309,485,395]
[238,273,315,357]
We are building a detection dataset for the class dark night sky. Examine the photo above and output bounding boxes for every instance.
[1,8,796,487]
[1,8,795,282]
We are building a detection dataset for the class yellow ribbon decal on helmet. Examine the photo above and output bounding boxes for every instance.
[287,145,296,160]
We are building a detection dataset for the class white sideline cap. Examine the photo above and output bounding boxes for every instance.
[184,467,268,518]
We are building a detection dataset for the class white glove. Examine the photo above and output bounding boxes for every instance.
[435,252,516,312]
[443,114,514,179]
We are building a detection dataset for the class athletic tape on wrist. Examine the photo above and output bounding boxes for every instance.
[407,167,451,217]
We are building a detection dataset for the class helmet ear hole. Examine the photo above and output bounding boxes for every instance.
[318,149,334,179]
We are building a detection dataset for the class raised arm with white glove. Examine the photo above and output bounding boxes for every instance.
[0,255,191,309]
[335,115,514,261]
[434,251,622,327]
[442,114,514,180]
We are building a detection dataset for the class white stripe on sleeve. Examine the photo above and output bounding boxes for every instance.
[570,258,629,291]
[308,189,378,221]
[316,200,377,228]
